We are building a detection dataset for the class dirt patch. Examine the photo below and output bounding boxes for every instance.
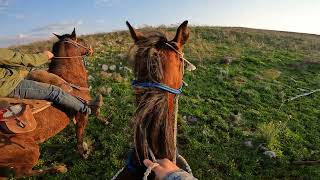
[260,69,281,80]
[233,76,247,87]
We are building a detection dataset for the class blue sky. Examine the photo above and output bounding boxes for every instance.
[0,0,319,47]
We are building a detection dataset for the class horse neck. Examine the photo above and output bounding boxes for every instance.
[132,48,182,170]
[134,91,176,163]
[49,50,88,87]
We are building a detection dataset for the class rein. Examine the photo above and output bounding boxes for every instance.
[53,56,84,59]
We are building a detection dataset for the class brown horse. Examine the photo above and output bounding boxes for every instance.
[0,29,94,178]
[113,21,191,180]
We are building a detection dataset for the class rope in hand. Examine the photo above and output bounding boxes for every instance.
[143,148,159,180]
[143,94,180,180]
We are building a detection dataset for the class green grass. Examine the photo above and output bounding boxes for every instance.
[13,26,320,179]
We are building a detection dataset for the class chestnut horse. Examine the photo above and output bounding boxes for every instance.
[113,21,191,180]
[0,29,93,178]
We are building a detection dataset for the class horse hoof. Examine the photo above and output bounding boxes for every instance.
[82,142,89,152]
[54,165,67,173]
[82,153,89,159]
[81,142,91,159]
[97,116,109,125]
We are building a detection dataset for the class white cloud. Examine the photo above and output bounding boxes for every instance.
[0,34,48,47]
[18,33,28,38]
[95,19,106,24]
[94,0,119,7]
[0,20,85,47]
[0,0,9,14]
[77,20,83,25]
[14,14,25,19]
[31,20,84,33]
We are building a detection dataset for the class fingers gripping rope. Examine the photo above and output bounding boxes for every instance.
[143,147,158,180]
[143,163,159,180]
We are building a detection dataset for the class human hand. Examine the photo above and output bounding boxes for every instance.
[43,50,54,59]
[143,158,180,180]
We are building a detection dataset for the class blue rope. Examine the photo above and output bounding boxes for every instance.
[132,80,182,94]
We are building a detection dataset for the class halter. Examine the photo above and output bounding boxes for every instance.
[131,42,196,95]
[53,38,93,59]
[131,81,183,94]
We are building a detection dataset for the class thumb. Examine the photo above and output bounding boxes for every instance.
[143,159,154,168]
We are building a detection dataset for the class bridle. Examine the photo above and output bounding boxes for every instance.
[131,42,196,95]
[53,38,93,59]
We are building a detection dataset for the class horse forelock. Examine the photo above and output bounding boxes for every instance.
[130,32,170,83]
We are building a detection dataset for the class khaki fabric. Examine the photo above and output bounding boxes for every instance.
[0,48,49,96]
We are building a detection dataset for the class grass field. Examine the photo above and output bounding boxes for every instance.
[13,26,320,179]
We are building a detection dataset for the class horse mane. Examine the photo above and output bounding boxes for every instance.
[130,31,175,164]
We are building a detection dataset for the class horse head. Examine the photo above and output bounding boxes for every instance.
[52,28,93,58]
[49,28,93,88]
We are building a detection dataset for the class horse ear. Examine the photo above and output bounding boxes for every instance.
[172,20,189,45]
[126,21,144,42]
[53,33,62,39]
[70,28,76,39]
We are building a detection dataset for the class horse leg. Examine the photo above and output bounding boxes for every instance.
[75,113,91,159]
[0,135,45,178]
[14,165,67,178]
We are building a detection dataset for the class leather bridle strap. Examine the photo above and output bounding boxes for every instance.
[53,39,92,59]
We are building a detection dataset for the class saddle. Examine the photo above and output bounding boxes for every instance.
[0,98,52,134]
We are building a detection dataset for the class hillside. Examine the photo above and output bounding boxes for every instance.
[11,26,320,179]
